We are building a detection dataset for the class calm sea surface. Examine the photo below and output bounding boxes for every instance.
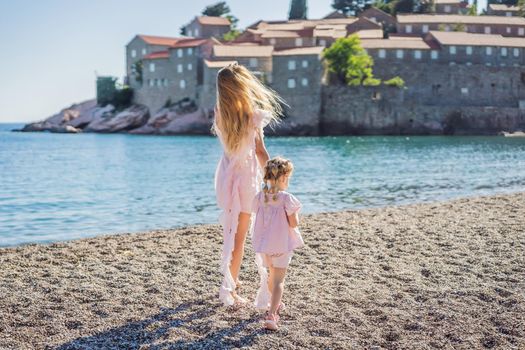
[1,123,524,247]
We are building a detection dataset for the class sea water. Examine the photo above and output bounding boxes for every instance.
[1,123,524,246]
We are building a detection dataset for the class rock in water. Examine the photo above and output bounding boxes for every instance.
[19,99,105,132]
[130,107,212,135]
[85,105,149,133]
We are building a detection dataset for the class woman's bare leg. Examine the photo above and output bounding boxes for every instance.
[230,211,251,289]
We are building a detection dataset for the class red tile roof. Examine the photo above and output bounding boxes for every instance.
[197,16,231,26]
[172,38,209,48]
[143,51,170,60]
[138,35,180,46]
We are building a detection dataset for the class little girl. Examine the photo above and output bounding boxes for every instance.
[251,156,304,330]
[212,62,285,306]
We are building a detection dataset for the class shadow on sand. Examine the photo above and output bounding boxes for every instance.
[54,299,265,349]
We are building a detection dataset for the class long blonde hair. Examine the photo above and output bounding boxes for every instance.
[262,156,294,203]
[211,62,286,156]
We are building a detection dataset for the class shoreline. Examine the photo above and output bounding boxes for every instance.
[1,192,524,349]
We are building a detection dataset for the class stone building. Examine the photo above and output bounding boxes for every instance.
[211,44,274,82]
[134,38,214,113]
[183,16,231,38]
[433,0,470,14]
[359,7,396,32]
[487,4,521,17]
[126,35,179,88]
[396,14,525,37]
[271,46,325,134]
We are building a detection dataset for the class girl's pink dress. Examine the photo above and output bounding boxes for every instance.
[214,108,271,306]
[252,191,304,254]
[251,191,304,309]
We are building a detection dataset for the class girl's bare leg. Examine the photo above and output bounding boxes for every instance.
[230,211,251,291]
[268,267,287,315]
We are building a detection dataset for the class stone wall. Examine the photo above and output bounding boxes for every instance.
[321,85,525,135]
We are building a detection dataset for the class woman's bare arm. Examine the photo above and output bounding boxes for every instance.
[255,128,269,169]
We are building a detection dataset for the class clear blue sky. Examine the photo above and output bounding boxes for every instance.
[0,0,335,123]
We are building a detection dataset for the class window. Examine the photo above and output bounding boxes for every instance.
[180,80,186,89]
[519,28,525,36]
[287,78,296,88]
[301,78,308,86]
[177,49,183,58]
[177,64,183,73]
[295,38,303,46]
[514,48,520,57]
[320,39,326,46]
[466,62,472,66]
[187,48,193,55]
[501,47,508,57]
[370,17,377,22]
[288,60,296,70]
[163,79,168,87]
[431,50,439,60]
[195,28,199,37]
[270,38,276,45]
[148,79,153,87]
[445,25,451,32]
[249,58,258,67]
[156,79,161,87]
[188,29,193,37]
[396,49,404,59]
[422,25,429,33]
[461,87,468,95]
[414,50,422,59]
[187,63,193,70]
[484,26,491,34]
[142,48,147,55]
[131,49,136,58]
[149,62,155,72]
[506,27,512,34]
[378,49,386,58]
[506,11,512,17]
[444,5,451,12]
[302,60,308,68]
[486,47,492,55]
[449,46,456,55]
[466,46,472,55]
[406,25,412,34]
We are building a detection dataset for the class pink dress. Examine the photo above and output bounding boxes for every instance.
[252,191,304,254]
[251,191,304,309]
[214,108,271,306]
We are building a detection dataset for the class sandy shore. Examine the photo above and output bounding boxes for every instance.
[1,192,524,349]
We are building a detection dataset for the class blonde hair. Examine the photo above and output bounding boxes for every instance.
[211,62,286,156]
[263,156,294,203]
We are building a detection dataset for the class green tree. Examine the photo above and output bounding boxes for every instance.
[332,0,372,15]
[132,60,143,84]
[467,2,478,15]
[384,76,405,88]
[289,0,308,19]
[393,0,415,13]
[202,1,230,16]
[323,34,381,86]
[373,0,394,14]
[453,23,466,31]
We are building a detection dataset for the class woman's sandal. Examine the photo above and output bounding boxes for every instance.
[263,312,279,331]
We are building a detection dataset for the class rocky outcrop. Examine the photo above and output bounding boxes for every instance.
[17,98,214,135]
[84,105,149,133]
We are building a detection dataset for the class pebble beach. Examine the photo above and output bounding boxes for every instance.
[1,192,524,349]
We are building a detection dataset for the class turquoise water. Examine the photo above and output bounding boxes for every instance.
[1,123,524,247]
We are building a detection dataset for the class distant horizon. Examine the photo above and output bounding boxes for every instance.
[0,0,486,123]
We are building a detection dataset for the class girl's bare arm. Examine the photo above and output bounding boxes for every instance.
[287,212,299,228]
[255,128,269,169]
